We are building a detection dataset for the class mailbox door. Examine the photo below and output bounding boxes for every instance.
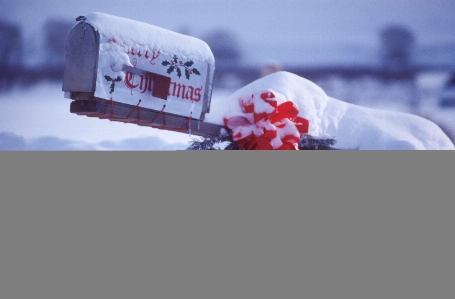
[62,23,99,93]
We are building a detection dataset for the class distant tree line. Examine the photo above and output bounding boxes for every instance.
[0,18,73,90]
[1,18,418,92]
[0,20,23,89]
[380,25,415,71]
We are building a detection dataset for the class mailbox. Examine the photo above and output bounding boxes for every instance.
[63,12,215,121]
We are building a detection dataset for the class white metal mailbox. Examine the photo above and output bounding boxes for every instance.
[63,12,215,122]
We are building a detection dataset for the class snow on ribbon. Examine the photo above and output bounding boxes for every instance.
[223,91,309,150]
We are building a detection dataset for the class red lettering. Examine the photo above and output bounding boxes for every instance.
[140,74,154,94]
[124,71,170,100]
[169,82,176,97]
[194,87,202,102]
[124,72,139,95]
[168,82,203,102]
[125,71,201,102]
[180,84,186,98]
[184,86,193,100]
[150,50,160,65]
[170,82,186,98]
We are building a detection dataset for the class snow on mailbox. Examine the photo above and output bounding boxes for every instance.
[63,12,215,122]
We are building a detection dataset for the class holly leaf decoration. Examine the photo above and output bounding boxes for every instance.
[104,75,122,94]
[162,57,200,79]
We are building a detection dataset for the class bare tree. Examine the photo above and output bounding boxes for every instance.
[0,20,22,89]
[380,25,415,71]
[43,18,74,68]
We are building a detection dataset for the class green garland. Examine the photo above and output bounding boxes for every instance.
[187,132,337,150]
[187,133,239,150]
[298,134,337,150]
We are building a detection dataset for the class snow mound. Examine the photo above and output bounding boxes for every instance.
[206,72,455,150]
[84,12,214,65]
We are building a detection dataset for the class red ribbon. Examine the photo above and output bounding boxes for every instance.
[224,91,309,150]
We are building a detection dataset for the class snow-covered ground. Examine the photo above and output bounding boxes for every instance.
[0,82,191,150]
[314,72,455,143]
[1,72,454,150]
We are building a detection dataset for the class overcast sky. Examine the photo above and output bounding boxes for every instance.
[2,0,455,47]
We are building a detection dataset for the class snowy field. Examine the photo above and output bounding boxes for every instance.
[0,82,192,150]
[0,74,454,150]
[314,73,455,143]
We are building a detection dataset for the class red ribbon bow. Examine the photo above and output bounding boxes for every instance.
[224,91,309,150]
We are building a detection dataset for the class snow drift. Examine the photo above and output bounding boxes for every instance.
[206,72,455,150]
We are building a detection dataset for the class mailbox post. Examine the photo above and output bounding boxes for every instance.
[64,12,223,137]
